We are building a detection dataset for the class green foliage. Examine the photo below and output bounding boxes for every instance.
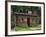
[11,6,41,13]
[16,23,28,28]
[15,23,41,31]
[15,26,29,31]
[31,23,37,27]
[31,23,40,27]
[11,6,41,16]
[15,22,41,31]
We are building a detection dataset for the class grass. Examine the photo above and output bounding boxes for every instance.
[14,23,41,31]
[15,26,41,31]
[15,26,29,31]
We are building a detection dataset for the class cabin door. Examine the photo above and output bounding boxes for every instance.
[27,17,30,27]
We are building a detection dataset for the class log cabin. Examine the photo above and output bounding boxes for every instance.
[11,10,40,28]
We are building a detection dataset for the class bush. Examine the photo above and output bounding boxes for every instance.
[31,23,40,27]
[16,23,28,28]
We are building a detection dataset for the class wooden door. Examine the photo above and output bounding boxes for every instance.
[27,17,30,27]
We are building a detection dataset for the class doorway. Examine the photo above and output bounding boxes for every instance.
[27,17,31,27]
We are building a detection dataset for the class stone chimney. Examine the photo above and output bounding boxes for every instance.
[28,11,32,14]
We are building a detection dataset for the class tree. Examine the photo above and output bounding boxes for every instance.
[11,6,41,16]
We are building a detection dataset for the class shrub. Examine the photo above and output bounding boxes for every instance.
[16,23,28,28]
[31,23,40,27]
